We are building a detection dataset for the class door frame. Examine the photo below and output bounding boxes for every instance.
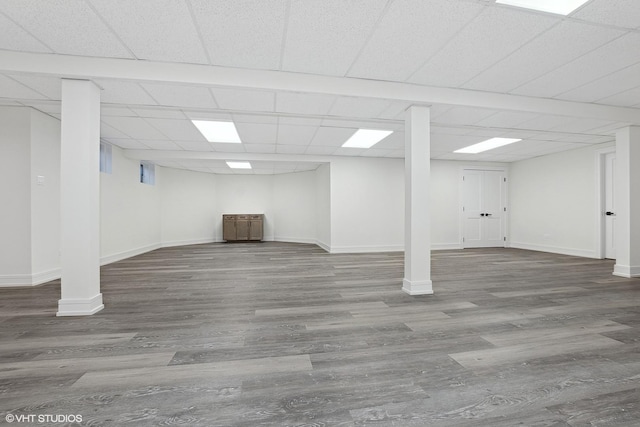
[458,166,509,249]
[595,146,616,259]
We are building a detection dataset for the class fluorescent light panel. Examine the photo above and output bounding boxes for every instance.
[342,129,393,148]
[455,137,521,154]
[495,0,589,15]
[226,161,252,169]
[192,120,241,143]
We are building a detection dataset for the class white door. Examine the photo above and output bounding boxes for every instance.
[605,152,617,259]
[463,169,507,248]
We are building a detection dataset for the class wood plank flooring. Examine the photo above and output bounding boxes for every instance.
[1,242,639,426]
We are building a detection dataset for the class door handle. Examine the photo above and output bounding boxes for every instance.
[485,213,492,216]
[605,211,615,216]
[480,213,485,217]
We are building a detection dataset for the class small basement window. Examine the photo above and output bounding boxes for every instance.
[100,141,112,174]
[140,162,155,185]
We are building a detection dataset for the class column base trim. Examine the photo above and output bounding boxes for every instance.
[402,278,434,295]
[613,264,640,278]
[57,293,104,316]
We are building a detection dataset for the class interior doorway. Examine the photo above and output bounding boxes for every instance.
[596,147,617,260]
[461,169,507,248]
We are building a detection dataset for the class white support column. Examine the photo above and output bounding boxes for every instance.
[613,126,640,278]
[57,79,103,316]
[402,106,433,295]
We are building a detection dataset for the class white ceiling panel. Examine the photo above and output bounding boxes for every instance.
[0,0,132,58]
[8,75,61,100]
[132,108,186,119]
[101,116,167,140]
[573,0,640,29]
[235,123,278,144]
[276,145,307,154]
[464,20,624,93]
[210,143,246,153]
[515,115,577,132]
[145,118,207,142]
[557,62,640,103]
[278,117,323,127]
[97,81,158,105]
[430,134,484,153]
[0,75,49,100]
[309,127,357,147]
[328,97,390,119]
[183,111,233,121]
[232,114,278,125]
[283,0,388,76]
[332,147,367,156]
[377,101,411,120]
[189,0,286,69]
[548,118,618,134]
[277,124,318,146]
[100,123,130,139]
[142,83,216,109]
[512,32,640,98]
[211,88,275,112]
[409,6,558,87]
[175,141,215,151]
[137,140,182,150]
[0,12,51,53]
[347,0,483,81]
[361,148,394,158]
[597,86,640,108]
[275,92,337,116]
[244,144,277,154]
[103,138,150,150]
[305,145,338,156]
[101,106,135,117]
[374,132,404,150]
[88,0,208,64]
[474,111,541,129]
[24,101,61,115]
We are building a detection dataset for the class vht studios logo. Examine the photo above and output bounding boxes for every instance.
[5,414,83,423]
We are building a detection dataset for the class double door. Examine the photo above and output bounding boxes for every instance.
[462,169,507,248]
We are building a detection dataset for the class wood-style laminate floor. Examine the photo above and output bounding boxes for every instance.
[1,243,639,426]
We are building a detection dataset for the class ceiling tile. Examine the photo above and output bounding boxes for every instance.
[304,146,337,156]
[211,87,275,112]
[175,141,214,151]
[597,86,640,107]
[548,118,618,134]
[103,138,150,150]
[464,21,624,93]
[278,117,323,126]
[276,144,307,154]
[101,106,135,117]
[232,114,279,124]
[88,0,208,64]
[474,111,541,129]
[101,116,167,140]
[8,75,61,100]
[332,147,367,156]
[409,6,558,87]
[183,111,233,121]
[132,108,186,119]
[275,92,337,116]
[374,132,404,150]
[100,123,130,139]
[189,0,287,69]
[512,32,640,98]
[0,12,51,53]
[0,75,48,99]
[573,0,640,29]
[137,140,182,150]
[309,127,357,147]
[145,118,207,141]
[97,80,158,105]
[377,101,410,120]
[0,0,132,58]
[557,62,640,103]
[433,107,500,126]
[210,143,246,153]
[283,0,388,76]
[235,123,278,144]
[277,124,318,146]
[244,144,277,154]
[141,83,216,109]
[515,115,576,132]
[348,0,483,81]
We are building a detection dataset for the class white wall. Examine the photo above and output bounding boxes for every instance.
[160,167,217,246]
[329,157,405,253]
[100,145,161,264]
[273,171,317,244]
[509,143,612,258]
[30,110,61,282]
[0,107,32,283]
[315,164,331,250]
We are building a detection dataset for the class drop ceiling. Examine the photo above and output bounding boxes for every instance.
[1,0,639,175]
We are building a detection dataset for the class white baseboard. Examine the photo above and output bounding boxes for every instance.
[57,293,104,316]
[509,242,597,259]
[100,243,162,266]
[315,240,331,253]
[274,236,318,245]
[161,238,215,248]
[329,244,404,254]
[432,243,464,251]
[613,264,640,278]
[0,268,62,287]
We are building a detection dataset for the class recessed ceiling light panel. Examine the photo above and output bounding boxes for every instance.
[495,0,589,15]
[226,161,252,169]
[342,129,393,149]
[192,120,241,143]
[454,137,521,154]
